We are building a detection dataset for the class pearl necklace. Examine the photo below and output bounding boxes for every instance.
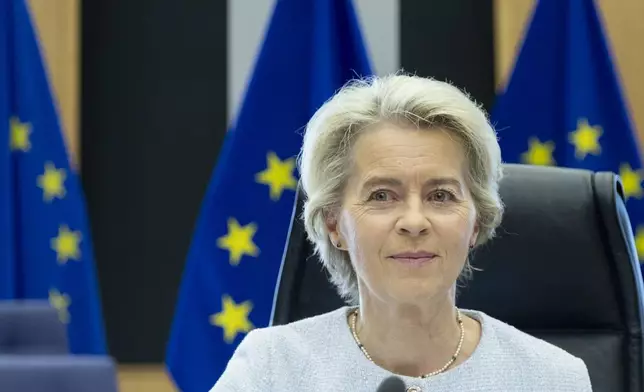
[349,308,465,379]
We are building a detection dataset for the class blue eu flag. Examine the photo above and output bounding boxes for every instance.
[0,0,106,353]
[165,0,372,390]
[491,0,644,271]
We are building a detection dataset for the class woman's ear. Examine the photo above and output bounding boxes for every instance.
[470,221,480,247]
[325,210,343,248]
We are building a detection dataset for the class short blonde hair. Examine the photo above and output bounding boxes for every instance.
[297,74,504,305]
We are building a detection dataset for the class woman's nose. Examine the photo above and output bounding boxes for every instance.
[395,200,430,237]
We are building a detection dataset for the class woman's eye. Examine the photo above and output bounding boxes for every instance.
[431,190,453,202]
[370,190,390,202]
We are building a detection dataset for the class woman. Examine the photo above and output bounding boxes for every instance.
[210,74,593,391]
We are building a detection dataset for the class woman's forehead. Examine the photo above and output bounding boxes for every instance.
[350,127,467,174]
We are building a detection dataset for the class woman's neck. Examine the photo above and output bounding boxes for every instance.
[354,295,470,378]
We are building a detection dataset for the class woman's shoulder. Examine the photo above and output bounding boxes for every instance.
[228,306,351,365]
[477,311,581,361]
[211,307,351,391]
[253,306,350,345]
[470,310,591,387]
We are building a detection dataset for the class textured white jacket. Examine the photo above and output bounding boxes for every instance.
[211,306,593,392]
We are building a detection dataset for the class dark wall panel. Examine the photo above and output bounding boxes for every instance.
[81,0,227,362]
[400,0,496,110]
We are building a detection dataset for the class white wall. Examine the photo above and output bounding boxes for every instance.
[227,0,400,122]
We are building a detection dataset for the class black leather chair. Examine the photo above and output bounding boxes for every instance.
[271,164,644,392]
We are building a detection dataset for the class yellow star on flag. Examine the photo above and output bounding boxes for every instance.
[10,117,31,152]
[255,151,298,201]
[210,295,254,343]
[51,225,82,264]
[49,288,71,324]
[521,137,556,166]
[37,162,67,202]
[619,163,643,200]
[568,118,603,160]
[635,226,644,263]
[217,218,259,265]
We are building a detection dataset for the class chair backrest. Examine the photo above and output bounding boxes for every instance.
[0,355,118,392]
[271,164,644,392]
[0,300,69,354]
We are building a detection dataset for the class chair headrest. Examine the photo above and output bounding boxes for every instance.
[458,164,644,332]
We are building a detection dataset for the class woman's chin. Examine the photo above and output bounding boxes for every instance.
[384,280,445,303]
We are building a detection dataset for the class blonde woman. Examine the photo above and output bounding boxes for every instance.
[211,74,593,392]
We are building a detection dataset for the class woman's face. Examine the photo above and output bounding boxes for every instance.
[331,124,479,305]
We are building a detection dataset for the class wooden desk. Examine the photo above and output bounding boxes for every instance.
[118,365,177,392]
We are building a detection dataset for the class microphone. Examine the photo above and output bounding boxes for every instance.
[376,376,407,392]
